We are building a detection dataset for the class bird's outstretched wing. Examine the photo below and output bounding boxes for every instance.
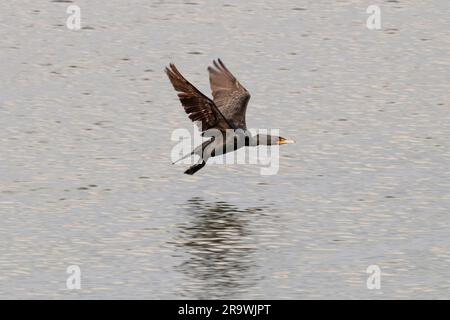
[165,63,233,132]
[208,59,251,129]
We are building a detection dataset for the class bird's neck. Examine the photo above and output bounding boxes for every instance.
[248,134,262,146]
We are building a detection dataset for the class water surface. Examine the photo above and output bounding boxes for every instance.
[1,0,449,299]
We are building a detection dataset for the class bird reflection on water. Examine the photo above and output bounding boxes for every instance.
[173,197,266,299]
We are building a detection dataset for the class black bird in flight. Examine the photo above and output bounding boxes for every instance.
[166,59,294,175]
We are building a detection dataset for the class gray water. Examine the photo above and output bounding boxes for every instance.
[1,0,450,299]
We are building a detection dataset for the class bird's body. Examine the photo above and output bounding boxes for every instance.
[166,59,294,175]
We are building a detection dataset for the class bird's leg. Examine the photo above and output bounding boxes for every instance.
[184,160,206,175]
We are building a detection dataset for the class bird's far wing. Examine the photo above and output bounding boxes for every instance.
[165,63,234,132]
[208,59,251,129]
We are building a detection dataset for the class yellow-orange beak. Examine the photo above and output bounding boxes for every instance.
[277,139,295,145]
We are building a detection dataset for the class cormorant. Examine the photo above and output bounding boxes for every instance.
[166,59,294,175]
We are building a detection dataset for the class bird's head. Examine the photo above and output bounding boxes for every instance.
[255,134,295,146]
[276,136,295,145]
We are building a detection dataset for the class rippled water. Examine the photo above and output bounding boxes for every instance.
[1,0,449,299]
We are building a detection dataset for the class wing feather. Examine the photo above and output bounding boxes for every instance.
[165,63,233,132]
[208,59,251,129]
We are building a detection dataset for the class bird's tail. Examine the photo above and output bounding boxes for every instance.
[172,151,194,165]
[184,161,206,175]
